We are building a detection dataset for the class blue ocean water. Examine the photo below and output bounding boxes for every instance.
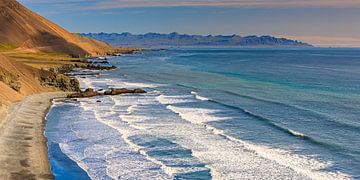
[46,48,360,179]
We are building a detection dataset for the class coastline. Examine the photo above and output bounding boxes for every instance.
[0,92,68,179]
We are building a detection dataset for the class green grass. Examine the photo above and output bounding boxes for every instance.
[5,52,85,69]
[0,44,17,52]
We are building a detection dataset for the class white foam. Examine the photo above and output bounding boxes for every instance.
[53,99,172,179]
[123,82,159,88]
[104,93,351,179]
[59,143,92,178]
[146,99,351,179]
[89,104,172,179]
[51,76,351,180]
[206,125,350,180]
[127,104,138,114]
[163,105,350,180]
[156,94,196,105]
[191,91,210,101]
[149,90,162,94]
[78,77,94,90]
[82,99,184,178]
[167,105,229,124]
[288,129,306,137]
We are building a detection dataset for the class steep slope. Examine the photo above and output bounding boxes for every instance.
[0,54,48,104]
[0,0,114,57]
[0,0,128,104]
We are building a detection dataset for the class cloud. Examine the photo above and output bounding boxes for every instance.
[19,0,360,10]
[281,35,360,47]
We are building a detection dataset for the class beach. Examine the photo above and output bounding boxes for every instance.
[0,92,67,179]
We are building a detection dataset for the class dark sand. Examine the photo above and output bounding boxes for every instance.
[0,92,67,180]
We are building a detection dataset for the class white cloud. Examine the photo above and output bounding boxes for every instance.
[19,0,360,10]
[281,35,360,47]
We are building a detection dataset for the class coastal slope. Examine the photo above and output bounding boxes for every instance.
[0,0,128,105]
[0,0,114,57]
[0,54,48,105]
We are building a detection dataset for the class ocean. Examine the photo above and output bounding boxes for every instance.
[45,48,360,179]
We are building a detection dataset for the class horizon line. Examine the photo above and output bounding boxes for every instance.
[80,32,360,48]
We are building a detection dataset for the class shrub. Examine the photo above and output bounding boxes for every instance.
[39,69,80,92]
[0,71,21,92]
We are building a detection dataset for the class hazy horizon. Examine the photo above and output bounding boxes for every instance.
[18,0,360,47]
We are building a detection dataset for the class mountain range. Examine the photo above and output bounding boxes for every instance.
[82,32,313,47]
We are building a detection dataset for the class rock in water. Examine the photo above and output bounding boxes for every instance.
[67,88,100,98]
[68,88,147,98]
[104,88,135,95]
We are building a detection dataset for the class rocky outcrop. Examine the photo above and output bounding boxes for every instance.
[67,88,100,98]
[39,69,80,92]
[67,88,147,98]
[84,64,117,70]
[104,88,146,95]
[0,70,21,91]
[88,60,109,64]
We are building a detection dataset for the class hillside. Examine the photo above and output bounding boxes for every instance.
[82,32,313,47]
[0,0,127,105]
[0,0,115,57]
[0,54,48,104]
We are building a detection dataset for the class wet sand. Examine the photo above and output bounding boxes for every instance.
[0,92,67,180]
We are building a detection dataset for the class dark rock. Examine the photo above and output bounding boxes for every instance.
[85,64,116,70]
[91,60,109,64]
[67,88,100,98]
[96,100,102,102]
[39,69,80,92]
[104,88,134,95]
[134,89,147,93]
[104,88,147,95]
[67,88,147,98]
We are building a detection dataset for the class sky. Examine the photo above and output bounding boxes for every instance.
[18,0,360,47]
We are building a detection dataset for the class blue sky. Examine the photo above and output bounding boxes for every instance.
[18,0,360,47]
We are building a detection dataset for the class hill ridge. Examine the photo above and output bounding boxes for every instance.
[0,0,122,104]
[82,32,313,47]
[0,0,115,57]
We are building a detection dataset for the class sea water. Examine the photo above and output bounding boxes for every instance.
[45,48,360,179]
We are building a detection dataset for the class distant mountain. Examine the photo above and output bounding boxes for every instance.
[82,32,313,47]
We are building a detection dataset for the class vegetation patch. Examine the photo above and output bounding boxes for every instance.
[0,71,21,92]
[39,69,80,92]
[0,44,17,52]
[5,52,85,69]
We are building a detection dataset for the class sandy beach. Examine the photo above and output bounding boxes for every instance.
[0,92,67,180]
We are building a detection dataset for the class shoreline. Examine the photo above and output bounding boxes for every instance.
[0,92,68,179]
